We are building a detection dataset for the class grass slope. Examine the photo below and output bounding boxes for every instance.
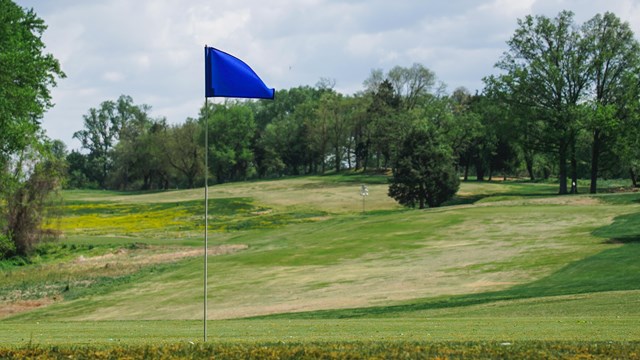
[1,175,640,344]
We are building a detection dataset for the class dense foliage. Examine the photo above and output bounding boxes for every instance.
[64,12,640,198]
[0,0,64,161]
[0,0,65,257]
[388,128,460,208]
[490,10,640,194]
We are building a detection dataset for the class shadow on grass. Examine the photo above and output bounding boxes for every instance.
[592,212,640,240]
[595,192,640,205]
[445,192,556,206]
[257,211,640,320]
[604,236,640,244]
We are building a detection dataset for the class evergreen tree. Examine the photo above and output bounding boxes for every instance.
[388,128,459,209]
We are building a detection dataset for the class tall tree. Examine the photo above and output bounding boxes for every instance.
[0,0,65,165]
[317,92,353,173]
[484,74,546,181]
[0,1,65,257]
[420,88,485,179]
[349,94,371,171]
[612,72,640,187]
[254,86,320,176]
[307,97,331,174]
[388,63,436,111]
[5,142,65,255]
[581,12,640,193]
[111,117,170,190]
[201,102,257,183]
[73,95,150,188]
[368,79,402,169]
[163,119,204,188]
[66,150,93,189]
[495,11,590,194]
[73,100,119,188]
[365,64,438,170]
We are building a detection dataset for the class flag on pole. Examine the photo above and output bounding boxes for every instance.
[205,46,275,99]
[202,46,275,342]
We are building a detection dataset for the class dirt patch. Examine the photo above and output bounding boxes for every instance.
[464,280,516,291]
[0,298,55,318]
[601,187,639,193]
[528,196,601,206]
[1,244,248,319]
[75,244,248,266]
[137,244,248,264]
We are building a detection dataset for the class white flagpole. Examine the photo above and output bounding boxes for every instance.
[204,96,209,342]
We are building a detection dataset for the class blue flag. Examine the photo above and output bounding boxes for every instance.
[205,46,275,99]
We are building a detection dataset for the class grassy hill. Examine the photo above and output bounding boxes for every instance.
[1,174,639,345]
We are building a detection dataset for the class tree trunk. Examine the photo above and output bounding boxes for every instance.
[463,161,469,181]
[142,175,150,190]
[589,129,601,194]
[524,151,535,181]
[631,168,638,188]
[570,139,578,194]
[558,141,568,195]
[361,140,369,172]
[419,183,425,209]
[102,162,108,189]
[354,131,360,171]
[475,158,485,181]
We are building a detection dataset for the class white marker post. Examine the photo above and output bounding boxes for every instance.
[360,184,369,213]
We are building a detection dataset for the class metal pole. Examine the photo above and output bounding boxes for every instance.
[204,96,209,342]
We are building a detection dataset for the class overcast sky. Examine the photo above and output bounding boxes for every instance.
[14,0,640,150]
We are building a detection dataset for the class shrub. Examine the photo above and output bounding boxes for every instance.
[0,233,16,259]
[388,128,460,209]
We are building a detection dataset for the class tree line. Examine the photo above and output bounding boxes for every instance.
[2,4,640,258]
[66,10,640,198]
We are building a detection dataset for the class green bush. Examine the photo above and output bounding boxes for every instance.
[0,233,16,259]
[388,128,460,209]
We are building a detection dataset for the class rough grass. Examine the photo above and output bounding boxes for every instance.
[0,242,247,319]
[1,175,640,349]
[6,182,639,322]
[2,341,639,359]
[52,198,327,241]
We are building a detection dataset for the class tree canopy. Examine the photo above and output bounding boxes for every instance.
[9,6,638,212]
[0,0,65,257]
[490,10,640,194]
[0,0,64,163]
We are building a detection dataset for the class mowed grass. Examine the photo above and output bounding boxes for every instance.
[1,175,640,350]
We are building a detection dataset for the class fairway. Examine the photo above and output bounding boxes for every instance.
[1,175,640,350]
[1,309,639,345]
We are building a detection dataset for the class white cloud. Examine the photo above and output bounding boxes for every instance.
[102,71,125,83]
[346,33,383,57]
[478,0,536,18]
[133,54,151,69]
[12,0,640,149]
